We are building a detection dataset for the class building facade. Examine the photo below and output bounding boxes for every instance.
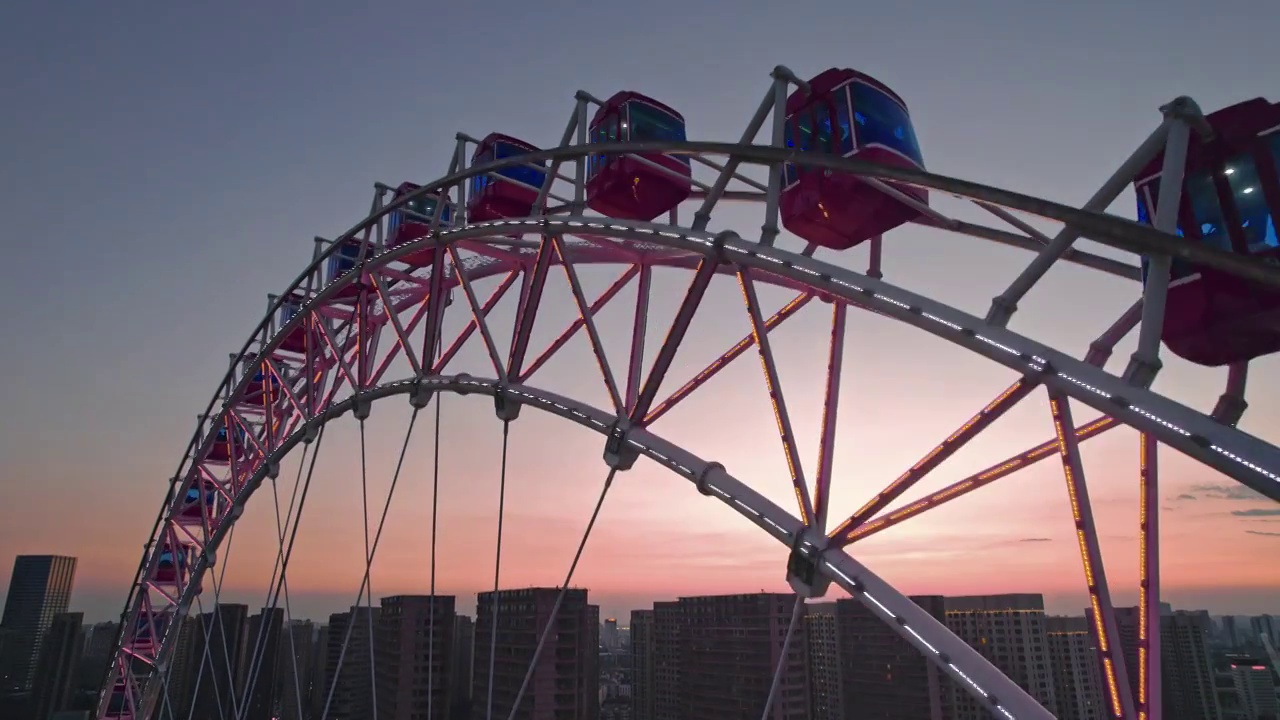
[0,555,77,692]
[472,588,598,720]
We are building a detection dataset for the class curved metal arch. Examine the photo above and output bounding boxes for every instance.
[122,374,1056,720]
[190,138,1280,477]
[383,217,1280,501]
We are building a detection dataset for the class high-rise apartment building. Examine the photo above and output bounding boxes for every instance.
[191,603,249,720]
[681,593,809,720]
[29,611,84,720]
[805,602,842,720]
[602,618,620,652]
[835,595,948,720]
[239,607,284,720]
[0,555,77,692]
[1045,616,1105,720]
[276,620,317,720]
[944,594,1058,719]
[630,610,655,720]
[472,588,598,720]
[377,595,455,720]
[452,615,475,720]
[1112,606,1222,720]
[651,602,683,720]
[321,606,381,720]
[1228,657,1278,720]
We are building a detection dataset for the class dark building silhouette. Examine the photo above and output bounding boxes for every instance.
[191,603,249,720]
[472,588,599,720]
[0,555,77,692]
[308,624,331,719]
[77,622,119,695]
[276,620,317,720]
[1110,606,1223,720]
[944,594,1057,719]
[320,606,380,720]
[630,609,654,720]
[377,595,455,720]
[805,602,842,720]
[238,608,283,720]
[651,602,683,720]
[836,595,948,720]
[452,615,474,720]
[1045,616,1105,720]
[29,611,83,720]
[151,616,199,720]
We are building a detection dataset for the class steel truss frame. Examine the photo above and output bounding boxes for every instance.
[99,68,1280,720]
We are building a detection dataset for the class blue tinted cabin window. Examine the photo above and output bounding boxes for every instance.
[783,110,815,186]
[328,242,362,279]
[626,102,686,142]
[589,114,621,178]
[851,82,924,167]
[470,149,494,197]
[1139,171,1230,282]
[1223,151,1278,252]
[835,88,854,154]
[495,142,547,192]
[280,300,301,325]
[813,102,834,153]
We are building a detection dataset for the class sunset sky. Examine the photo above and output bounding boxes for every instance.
[1,0,1277,626]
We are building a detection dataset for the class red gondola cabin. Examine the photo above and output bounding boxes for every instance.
[780,68,928,250]
[176,485,217,526]
[468,134,547,221]
[1134,97,1280,366]
[276,293,312,355]
[325,239,371,301]
[388,182,455,268]
[587,91,692,221]
[205,425,247,464]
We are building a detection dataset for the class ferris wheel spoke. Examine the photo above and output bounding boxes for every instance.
[426,387,443,720]
[507,236,556,379]
[436,271,520,374]
[319,410,419,720]
[520,266,637,384]
[420,240,451,373]
[738,268,814,525]
[447,245,510,381]
[506,465,619,720]
[235,438,316,720]
[1048,391,1136,720]
[552,235,625,414]
[623,265,651,413]
[370,274,422,377]
[485,420,512,720]
[630,257,717,423]
[846,415,1121,544]
[1138,432,1161,720]
[642,291,813,426]
[812,303,846,534]
[357,419,380,720]
[829,377,1037,543]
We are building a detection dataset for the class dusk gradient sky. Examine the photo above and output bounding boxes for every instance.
[1,0,1278,625]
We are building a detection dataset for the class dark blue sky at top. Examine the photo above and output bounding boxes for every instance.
[0,1,1277,618]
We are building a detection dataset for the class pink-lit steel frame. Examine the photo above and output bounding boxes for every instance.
[98,68,1280,720]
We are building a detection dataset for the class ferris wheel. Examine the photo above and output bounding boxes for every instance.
[96,64,1280,720]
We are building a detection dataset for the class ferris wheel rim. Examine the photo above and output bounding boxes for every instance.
[216,216,1280,502]
[184,139,1280,490]
[104,142,1280,719]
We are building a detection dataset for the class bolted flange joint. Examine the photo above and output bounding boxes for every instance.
[352,393,372,421]
[785,527,832,599]
[409,377,434,409]
[603,419,639,471]
[1123,353,1162,389]
[265,462,280,480]
[493,384,522,423]
[695,462,725,496]
[302,421,321,445]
